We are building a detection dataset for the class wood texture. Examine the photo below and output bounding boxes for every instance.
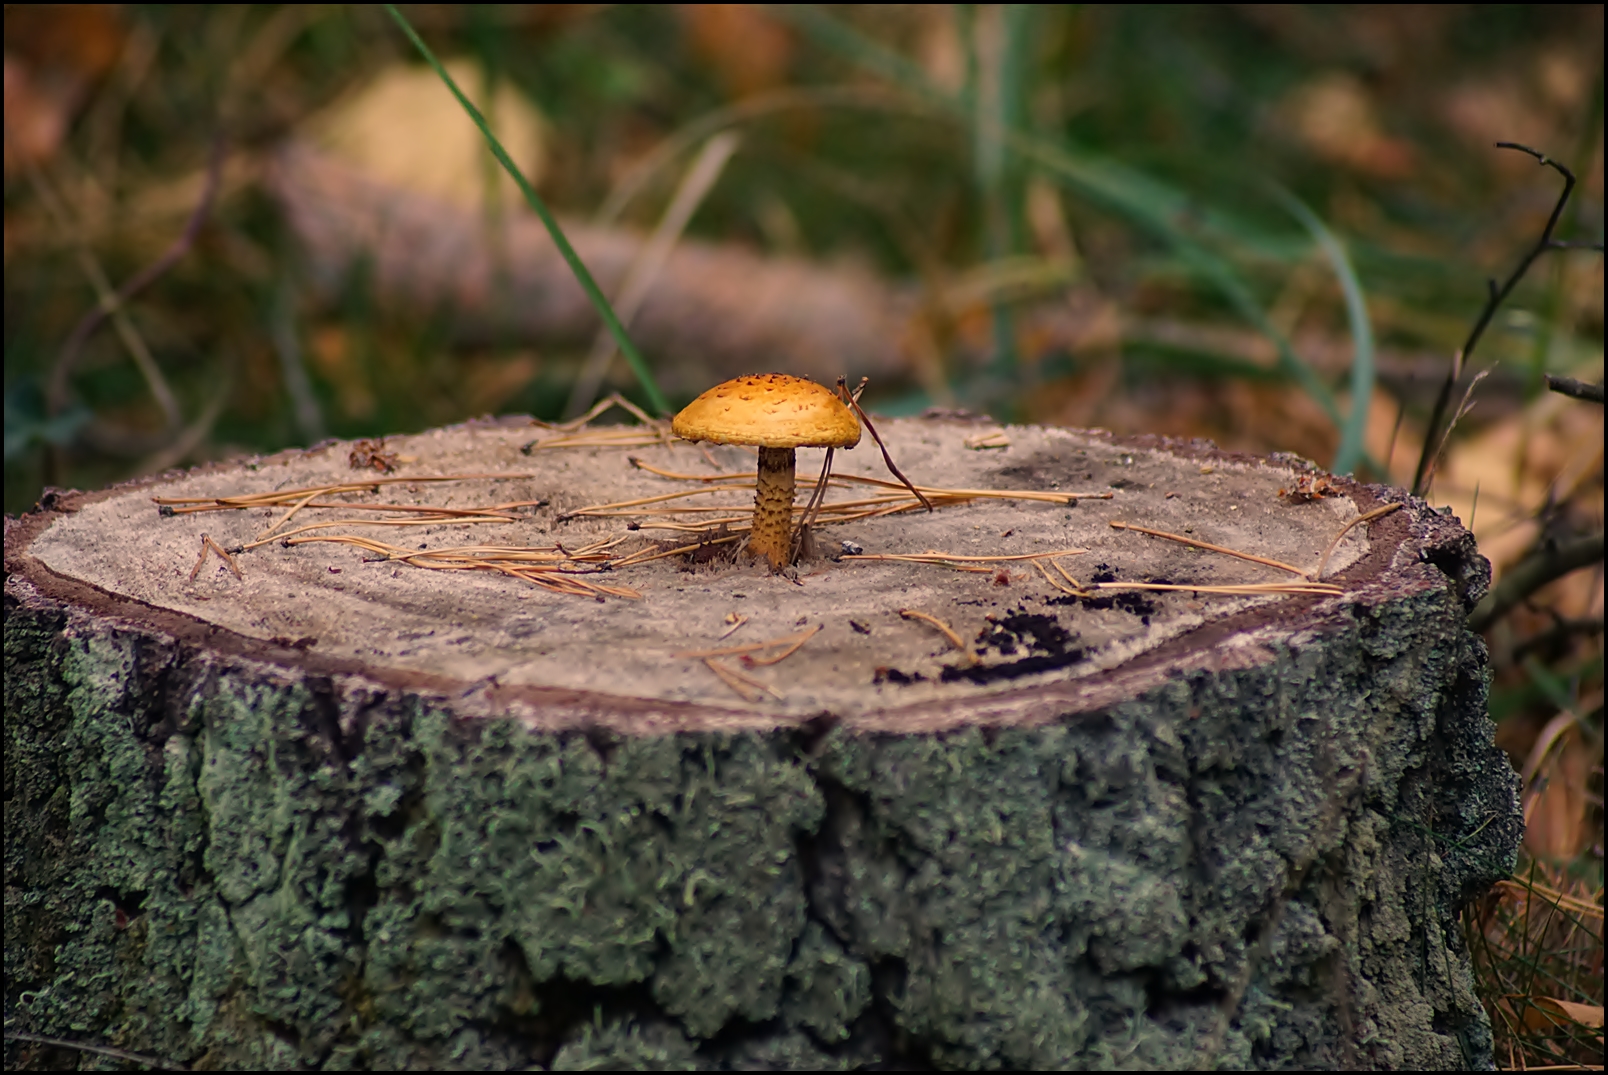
[4,417,1521,1070]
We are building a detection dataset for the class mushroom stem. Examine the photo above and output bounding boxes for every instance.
[748,446,797,570]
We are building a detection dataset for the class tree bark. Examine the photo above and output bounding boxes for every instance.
[5,417,1520,1070]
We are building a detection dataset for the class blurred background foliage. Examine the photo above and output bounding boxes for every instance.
[3,4,1603,1063]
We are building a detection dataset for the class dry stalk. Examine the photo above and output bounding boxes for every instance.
[628,457,1110,502]
[676,624,820,661]
[1311,502,1402,579]
[837,375,932,513]
[1108,520,1309,577]
[154,472,536,513]
[203,534,243,579]
[1093,581,1342,596]
[283,535,641,599]
[187,536,209,581]
[676,625,821,701]
[239,516,517,551]
[844,548,1087,572]
[610,533,744,568]
[703,658,780,701]
[899,610,976,665]
[1033,558,1087,595]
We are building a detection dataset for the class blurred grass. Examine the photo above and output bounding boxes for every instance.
[382,3,670,416]
[3,5,1602,1064]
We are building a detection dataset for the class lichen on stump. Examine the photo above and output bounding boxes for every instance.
[4,415,1521,1070]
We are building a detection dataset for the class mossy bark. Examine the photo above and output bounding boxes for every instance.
[5,507,1520,1070]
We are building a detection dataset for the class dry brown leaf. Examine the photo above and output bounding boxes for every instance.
[304,58,546,211]
[2,5,126,175]
[675,4,795,99]
[1279,72,1415,179]
[1513,994,1606,1032]
[1437,388,1605,576]
[1524,725,1596,863]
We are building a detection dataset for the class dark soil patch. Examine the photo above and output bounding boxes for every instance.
[941,608,1087,685]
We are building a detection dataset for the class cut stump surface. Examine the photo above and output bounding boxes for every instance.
[4,415,1521,1070]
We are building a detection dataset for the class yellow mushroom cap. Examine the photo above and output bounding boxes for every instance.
[671,373,861,449]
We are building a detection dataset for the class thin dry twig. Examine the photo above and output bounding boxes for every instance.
[155,473,537,513]
[617,456,1106,501]
[557,485,756,519]
[675,624,820,660]
[3,1031,188,1072]
[237,515,518,551]
[523,398,674,451]
[1413,142,1587,494]
[677,625,820,701]
[1092,580,1343,596]
[1470,531,1607,632]
[900,609,976,665]
[845,548,1087,574]
[283,535,641,599]
[610,533,744,568]
[1311,502,1402,579]
[703,657,781,701]
[627,458,1111,501]
[1033,558,1087,595]
[203,533,243,579]
[1544,375,1605,405]
[791,446,837,565]
[838,375,933,512]
[1419,368,1490,497]
[1108,520,1309,577]
[187,535,210,581]
[45,134,226,426]
[742,626,822,666]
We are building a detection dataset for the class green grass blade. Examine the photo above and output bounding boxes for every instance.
[769,5,959,108]
[778,5,1343,442]
[1269,187,1376,474]
[383,5,671,416]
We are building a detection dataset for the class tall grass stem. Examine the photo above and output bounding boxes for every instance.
[384,5,671,416]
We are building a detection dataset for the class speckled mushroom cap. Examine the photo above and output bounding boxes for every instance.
[671,373,862,449]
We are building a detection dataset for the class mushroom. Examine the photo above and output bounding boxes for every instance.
[671,373,861,571]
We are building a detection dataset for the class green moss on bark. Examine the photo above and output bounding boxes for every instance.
[4,550,1519,1069]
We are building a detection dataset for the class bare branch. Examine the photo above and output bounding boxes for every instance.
[1413,143,1587,495]
[48,134,227,421]
[1543,375,1604,404]
[1469,532,1606,632]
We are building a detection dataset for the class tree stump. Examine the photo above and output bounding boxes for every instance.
[4,415,1521,1070]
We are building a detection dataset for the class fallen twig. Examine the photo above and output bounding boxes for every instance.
[900,609,976,665]
[1092,581,1343,597]
[187,535,209,582]
[840,375,933,512]
[676,624,821,661]
[1469,531,1606,632]
[155,473,536,514]
[843,548,1087,573]
[283,535,642,599]
[676,625,820,700]
[703,657,781,701]
[3,1031,188,1072]
[1108,520,1308,577]
[1311,502,1402,580]
[203,534,243,579]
